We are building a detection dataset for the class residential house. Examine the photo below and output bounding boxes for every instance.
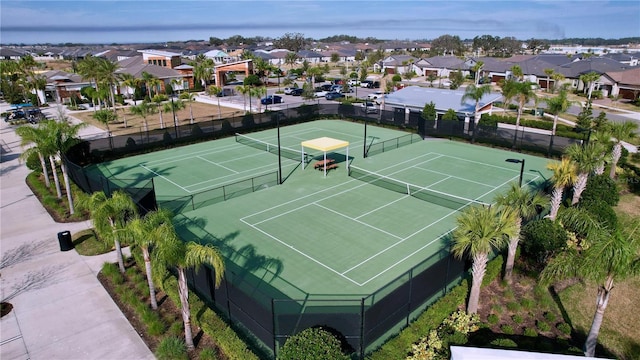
[600,67,640,100]
[116,56,189,96]
[556,56,631,94]
[137,49,182,69]
[376,55,418,74]
[384,85,502,122]
[413,56,468,78]
[0,47,25,60]
[296,50,323,64]
[41,70,92,104]
[202,49,232,64]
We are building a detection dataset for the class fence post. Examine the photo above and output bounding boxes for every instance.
[272,299,278,358]
[360,298,366,360]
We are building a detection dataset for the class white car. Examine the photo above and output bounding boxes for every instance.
[348,79,360,86]
[314,90,328,98]
[360,101,378,114]
[284,87,297,95]
[367,91,385,102]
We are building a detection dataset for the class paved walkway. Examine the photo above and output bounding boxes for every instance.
[0,101,154,360]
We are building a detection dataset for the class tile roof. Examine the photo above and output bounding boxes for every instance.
[604,67,640,86]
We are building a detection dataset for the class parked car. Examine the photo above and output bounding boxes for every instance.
[360,80,380,88]
[261,95,284,105]
[360,102,378,114]
[314,90,328,98]
[320,84,333,92]
[290,88,304,96]
[367,91,385,102]
[348,79,360,86]
[325,92,345,100]
[284,87,298,95]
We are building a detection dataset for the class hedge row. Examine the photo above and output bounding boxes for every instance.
[479,114,584,139]
[127,247,261,360]
[367,255,504,360]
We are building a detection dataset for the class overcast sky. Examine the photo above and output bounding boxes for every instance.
[1,0,638,45]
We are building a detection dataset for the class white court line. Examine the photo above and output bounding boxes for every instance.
[139,164,191,193]
[412,166,496,187]
[144,127,321,166]
[241,152,441,222]
[355,194,409,220]
[358,230,454,286]
[432,152,531,174]
[240,218,363,286]
[314,203,404,241]
[196,156,239,174]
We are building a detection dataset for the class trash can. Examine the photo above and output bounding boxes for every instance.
[57,231,74,251]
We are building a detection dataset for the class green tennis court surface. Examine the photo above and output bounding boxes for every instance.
[89,120,551,298]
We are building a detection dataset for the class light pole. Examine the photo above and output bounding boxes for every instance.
[505,158,525,187]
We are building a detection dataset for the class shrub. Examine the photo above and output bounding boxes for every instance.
[490,338,518,348]
[487,314,499,324]
[500,324,514,335]
[543,312,556,323]
[557,322,572,335]
[521,298,535,311]
[503,288,515,300]
[155,336,188,360]
[536,320,551,332]
[578,199,618,231]
[26,152,44,172]
[199,348,217,360]
[491,304,504,315]
[278,327,349,360]
[521,219,567,265]
[512,314,523,324]
[101,263,124,285]
[524,327,538,337]
[581,174,619,206]
[506,302,520,312]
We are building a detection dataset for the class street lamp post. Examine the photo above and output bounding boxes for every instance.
[170,94,178,139]
[505,158,525,187]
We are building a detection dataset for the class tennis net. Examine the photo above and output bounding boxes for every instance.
[235,133,308,163]
[348,165,491,211]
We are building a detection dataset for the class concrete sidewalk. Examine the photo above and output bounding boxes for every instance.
[0,102,153,359]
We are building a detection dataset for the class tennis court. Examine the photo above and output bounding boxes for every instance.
[89,120,551,299]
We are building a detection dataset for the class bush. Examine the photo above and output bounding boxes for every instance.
[521,298,535,311]
[155,336,188,360]
[278,327,350,360]
[490,338,517,348]
[581,174,619,206]
[512,314,523,324]
[506,302,520,312]
[578,199,618,231]
[524,327,538,337]
[500,324,514,335]
[487,314,499,324]
[536,320,551,332]
[521,219,567,265]
[557,322,572,335]
[199,348,217,360]
[543,312,556,323]
[26,152,44,172]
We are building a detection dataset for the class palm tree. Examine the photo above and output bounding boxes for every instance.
[494,183,548,283]
[550,72,565,94]
[179,92,195,124]
[564,142,605,205]
[590,129,613,175]
[546,158,577,221]
[76,56,101,111]
[119,73,141,104]
[130,102,157,132]
[44,116,86,215]
[93,109,117,135]
[163,99,185,128]
[236,84,251,113]
[452,205,518,314]
[81,191,138,273]
[190,55,214,89]
[155,227,225,350]
[15,123,52,188]
[124,208,174,310]
[284,52,298,68]
[461,84,492,142]
[543,68,555,92]
[510,65,523,81]
[141,72,161,99]
[546,88,572,154]
[206,85,223,119]
[251,86,267,113]
[471,61,484,85]
[96,58,120,114]
[608,121,638,179]
[579,71,601,100]
[541,216,640,357]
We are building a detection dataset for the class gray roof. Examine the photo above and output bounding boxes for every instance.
[116,56,182,79]
[558,57,631,78]
[416,56,467,70]
[384,85,502,114]
[383,55,417,66]
[297,50,323,58]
